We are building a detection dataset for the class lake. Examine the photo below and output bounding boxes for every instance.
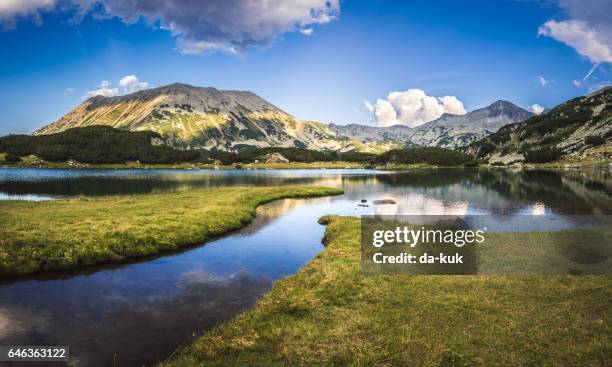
[0,167,610,366]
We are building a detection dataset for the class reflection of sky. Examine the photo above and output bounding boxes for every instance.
[517,202,549,216]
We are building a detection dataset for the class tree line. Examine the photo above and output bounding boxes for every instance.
[1,126,476,167]
[0,126,200,164]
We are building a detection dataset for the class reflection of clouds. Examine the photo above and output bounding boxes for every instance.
[516,202,549,216]
[374,193,469,216]
[180,269,241,284]
[531,202,547,216]
[0,273,272,367]
[0,306,49,340]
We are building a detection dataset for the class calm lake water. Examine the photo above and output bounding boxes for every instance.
[0,168,610,366]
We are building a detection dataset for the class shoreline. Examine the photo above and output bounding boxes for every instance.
[163,216,612,366]
[1,157,610,171]
[0,186,343,277]
[0,161,365,170]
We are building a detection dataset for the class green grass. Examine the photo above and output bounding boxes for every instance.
[0,186,342,276]
[164,216,612,367]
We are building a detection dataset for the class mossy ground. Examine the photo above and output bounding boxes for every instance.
[164,216,611,367]
[0,186,342,276]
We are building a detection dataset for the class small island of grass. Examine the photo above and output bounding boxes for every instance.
[0,186,343,276]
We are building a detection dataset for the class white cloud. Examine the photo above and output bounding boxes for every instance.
[0,0,340,55]
[536,76,553,86]
[118,74,149,93]
[84,74,149,98]
[438,96,466,115]
[63,88,75,96]
[538,20,612,64]
[300,28,314,36]
[573,79,582,87]
[177,39,241,55]
[538,1,612,87]
[530,104,545,115]
[86,87,119,98]
[363,100,374,113]
[365,89,467,128]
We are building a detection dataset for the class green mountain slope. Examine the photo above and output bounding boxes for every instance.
[467,87,612,164]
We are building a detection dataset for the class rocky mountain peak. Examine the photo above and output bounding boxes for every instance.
[483,100,531,120]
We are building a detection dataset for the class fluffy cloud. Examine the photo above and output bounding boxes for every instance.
[538,1,612,86]
[0,0,339,54]
[86,86,118,98]
[530,103,545,115]
[85,74,149,98]
[538,20,612,64]
[365,89,467,128]
[537,76,553,86]
[118,74,148,93]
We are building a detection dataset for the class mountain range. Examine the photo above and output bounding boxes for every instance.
[34,83,542,152]
[409,100,533,148]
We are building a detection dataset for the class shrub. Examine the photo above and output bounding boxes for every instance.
[374,147,471,167]
[523,146,563,163]
[4,152,21,162]
[585,135,605,147]
[476,141,496,157]
[0,126,201,165]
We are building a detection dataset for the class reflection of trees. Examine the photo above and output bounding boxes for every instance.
[473,169,612,214]
[375,169,475,188]
[0,272,271,367]
[368,169,612,215]
[0,175,330,197]
[369,170,524,216]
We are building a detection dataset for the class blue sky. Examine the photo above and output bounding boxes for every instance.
[0,0,611,134]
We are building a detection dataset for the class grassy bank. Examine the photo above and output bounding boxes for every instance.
[165,216,611,366]
[0,186,342,276]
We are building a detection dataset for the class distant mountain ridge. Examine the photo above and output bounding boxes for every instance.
[409,100,533,148]
[328,100,533,149]
[35,82,534,152]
